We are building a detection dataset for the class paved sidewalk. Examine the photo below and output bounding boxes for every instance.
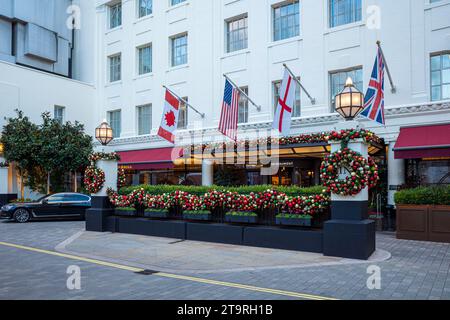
[57,231,390,274]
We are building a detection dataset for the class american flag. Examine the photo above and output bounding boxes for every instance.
[219,79,240,141]
[361,47,386,125]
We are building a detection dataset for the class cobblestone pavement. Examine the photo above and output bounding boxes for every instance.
[0,219,449,300]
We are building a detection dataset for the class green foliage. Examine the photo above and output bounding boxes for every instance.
[394,186,450,206]
[120,184,325,197]
[226,212,258,217]
[1,110,93,194]
[276,213,312,219]
[115,207,136,212]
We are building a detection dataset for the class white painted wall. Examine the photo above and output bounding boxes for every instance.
[92,0,450,149]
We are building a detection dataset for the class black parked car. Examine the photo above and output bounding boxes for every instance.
[0,193,91,223]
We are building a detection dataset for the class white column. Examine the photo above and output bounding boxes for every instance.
[0,156,8,195]
[95,159,118,197]
[202,160,214,186]
[387,141,405,207]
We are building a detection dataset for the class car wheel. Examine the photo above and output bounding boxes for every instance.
[13,208,31,223]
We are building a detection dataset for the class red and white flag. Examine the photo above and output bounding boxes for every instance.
[158,89,180,144]
[273,69,296,136]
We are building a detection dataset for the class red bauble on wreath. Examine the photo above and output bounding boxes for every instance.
[321,148,375,196]
[84,166,106,194]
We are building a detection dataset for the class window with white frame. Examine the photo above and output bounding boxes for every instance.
[178,97,188,129]
[109,54,121,82]
[171,34,188,67]
[226,15,248,53]
[171,0,186,6]
[108,110,122,138]
[431,53,450,101]
[138,44,152,75]
[238,87,249,124]
[137,104,152,135]
[329,0,362,28]
[54,106,65,124]
[273,1,300,42]
[329,67,363,111]
[138,0,152,18]
[109,2,122,29]
[273,80,301,118]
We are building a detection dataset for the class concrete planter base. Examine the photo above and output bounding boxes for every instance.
[183,212,212,221]
[145,210,170,219]
[114,209,137,217]
[276,217,312,227]
[225,213,258,224]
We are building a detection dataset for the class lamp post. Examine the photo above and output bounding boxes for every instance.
[322,78,376,260]
[95,121,114,147]
[85,121,118,232]
[334,77,365,121]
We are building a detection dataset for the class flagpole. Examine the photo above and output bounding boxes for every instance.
[283,64,316,105]
[163,85,205,118]
[223,74,261,112]
[377,41,396,94]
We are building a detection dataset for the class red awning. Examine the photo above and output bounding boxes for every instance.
[118,147,183,170]
[394,124,450,159]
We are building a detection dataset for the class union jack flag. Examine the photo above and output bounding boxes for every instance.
[361,47,385,125]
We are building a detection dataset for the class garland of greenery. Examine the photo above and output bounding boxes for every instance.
[320,148,374,196]
[84,166,105,194]
[89,152,121,163]
[185,129,383,154]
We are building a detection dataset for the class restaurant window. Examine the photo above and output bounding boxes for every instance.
[273,79,301,118]
[138,0,152,18]
[406,159,450,186]
[238,87,248,124]
[178,97,188,129]
[431,53,450,101]
[109,2,122,29]
[137,104,152,135]
[329,0,362,28]
[330,67,363,111]
[226,15,248,53]
[108,110,122,138]
[273,1,300,41]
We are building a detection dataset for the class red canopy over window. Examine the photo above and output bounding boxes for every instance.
[394,124,450,159]
[118,147,183,170]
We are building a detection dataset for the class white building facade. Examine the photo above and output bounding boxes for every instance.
[91,0,450,206]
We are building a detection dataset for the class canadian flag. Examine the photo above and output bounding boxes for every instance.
[272,69,296,136]
[158,89,180,144]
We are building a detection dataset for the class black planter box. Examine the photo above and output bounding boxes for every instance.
[243,226,323,253]
[186,223,244,245]
[117,218,187,239]
[145,210,169,219]
[114,209,137,217]
[225,215,258,224]
[183,212,212,221]
[276,217,312,227]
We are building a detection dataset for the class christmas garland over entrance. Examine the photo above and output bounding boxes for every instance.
[321,148,378,196]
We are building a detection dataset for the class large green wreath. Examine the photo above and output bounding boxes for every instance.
[84,166,105,194]
[321,148,373,196]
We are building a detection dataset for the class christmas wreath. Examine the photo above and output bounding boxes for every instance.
[367,156,380,189]
[84,166,105,194]
[321,148,373,196]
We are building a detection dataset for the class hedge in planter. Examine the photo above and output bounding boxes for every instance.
[114,207,137,217]
[183,210,212,221]
[276,214,312,227]
[225,212,258,224]
[144,209,170,219]
[394,186,450,206]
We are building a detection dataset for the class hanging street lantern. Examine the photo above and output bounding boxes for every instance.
[95,121,114,146]
[335,77,365,121]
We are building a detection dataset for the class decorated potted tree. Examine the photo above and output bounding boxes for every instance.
[276,194,330,227]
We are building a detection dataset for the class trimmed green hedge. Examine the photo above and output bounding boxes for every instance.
[394,186,450,206]
[119,184,325,197]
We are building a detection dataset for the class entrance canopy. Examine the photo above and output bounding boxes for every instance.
[118,147,184,170]
[394,124,450,159]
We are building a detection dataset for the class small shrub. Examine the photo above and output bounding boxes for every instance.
[395,186,450,206]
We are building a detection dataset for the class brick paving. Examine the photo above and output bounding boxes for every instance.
[0,220,449,300]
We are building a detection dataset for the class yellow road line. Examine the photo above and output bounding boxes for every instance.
[0,241,337,301]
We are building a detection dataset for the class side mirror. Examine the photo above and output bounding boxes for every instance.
[42,199,49,205]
